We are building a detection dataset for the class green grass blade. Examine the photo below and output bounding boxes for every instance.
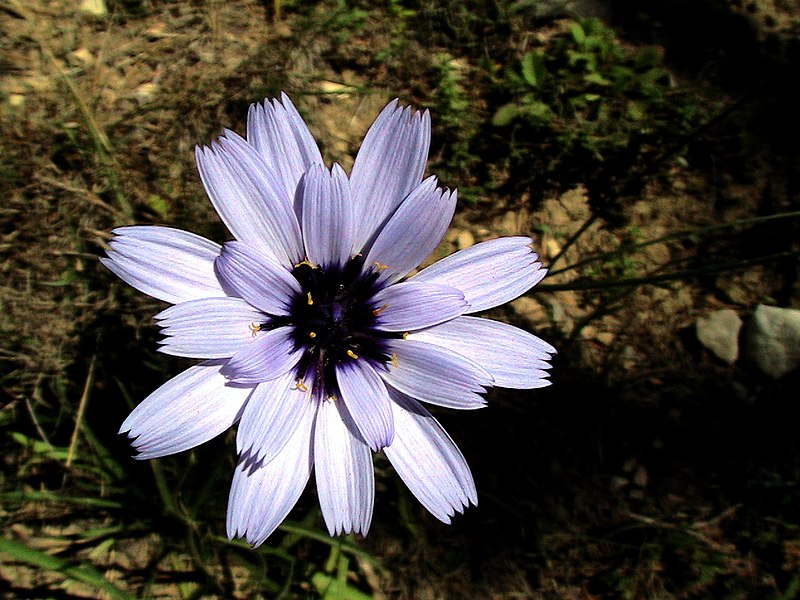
[1,489,123,509]
[0,537,138,600]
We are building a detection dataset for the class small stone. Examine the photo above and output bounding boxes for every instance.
[511,296,546,323]
[544,237,561,259]
[455,230,474,250]
[596,332,615,345]
[696,309,742,364]
[633,465,649,488]
[318,80,356,95]
[79,0,107,16]
[610,476,628,491]
[744,304,800,379]
[549,300,566,323]
[134,82,158,104]
[71,48,94,65]
[498,211,520,235]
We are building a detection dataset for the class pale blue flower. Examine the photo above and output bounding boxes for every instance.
[103,94,555,546]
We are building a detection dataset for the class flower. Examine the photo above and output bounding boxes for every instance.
[103,93,555,546]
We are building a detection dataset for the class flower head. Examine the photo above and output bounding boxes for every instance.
[103,94,555,545]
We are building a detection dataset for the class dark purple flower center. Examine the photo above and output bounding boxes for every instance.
[264,256,400,395]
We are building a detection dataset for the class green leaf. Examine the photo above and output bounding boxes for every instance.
[147,194,170,218]
[312,572,373,600]
[1,490,123,509]
[0,537,138,600]
[492,103,523,127]
[584,72,611,86]
[11,432,68,461]
[492,101,554,126]
[520,50,546,88]
[523,101,555,123]
[627,100,648,121]
[570,21,586,46]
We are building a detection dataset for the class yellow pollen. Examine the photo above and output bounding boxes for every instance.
[373,303,389,316]
[402,332,409,339]
[347,349,359,359]
[327,395,337,402]
[249,322,261,337]
[307,292,314,306]
[294,259,317,268]
[373,261,389,271]
[294,378,308,392]
[308,331,317,339]
[391,353,399,367]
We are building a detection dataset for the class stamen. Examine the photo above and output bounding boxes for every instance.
[308,331,317,339]
[307,292,314,306]
[346,349,359,359]
[373,303,389,316]
[402,332,409,339]
[391,353,399,367]
[249,322,261,337]
[294,259,318,268]
[373,261,389,271]
[294,378,308,392]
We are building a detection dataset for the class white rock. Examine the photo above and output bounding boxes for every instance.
[79,0,108,16]
[696,309,742,365]
[455,230,474,250]
[744,304,800,379]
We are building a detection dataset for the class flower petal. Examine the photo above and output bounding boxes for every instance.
[155,297,265,359]
[221,326,302,385]
[335,360,394,451]
[364,177,456,283]
[195,130,303,265]
[227,401,316,547]
[381,339,492,410]
[385,390,476,523]
[120,361,251,459]
[371,281,468,332]
[246,93,323,207]
[314,399,375,536]
[412,237,546,312]
[350,100,431,250]
[101,226,225,305]
[300,163,354,268]
[409,316,555,389]
[236,370,317,468]
[214,241,301,316]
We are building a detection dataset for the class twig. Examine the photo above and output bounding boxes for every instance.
[691,504,743,529]
[66,355,96,468]
[536,250,800,292]
[548,210,800,278]
[547,212,599,269]
[23,375,51,446]
[626,511,728,553]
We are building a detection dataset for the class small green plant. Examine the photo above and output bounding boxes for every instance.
[492,18,702,221]
[374,0,417,63]
[428,52,482,200]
